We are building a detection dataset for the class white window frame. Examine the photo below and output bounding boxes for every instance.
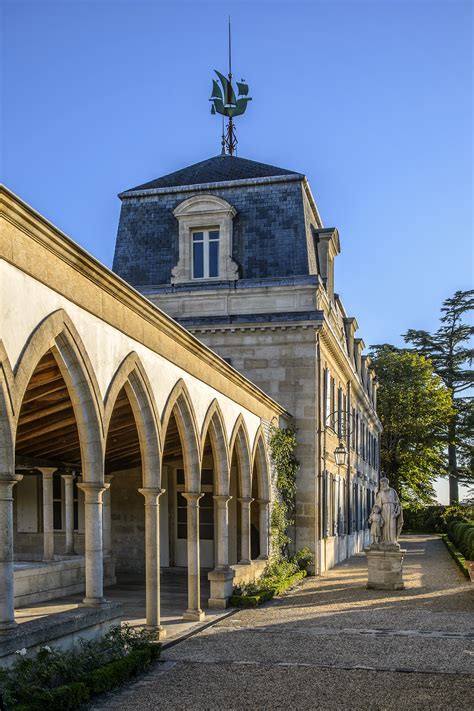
[192,228,220,280]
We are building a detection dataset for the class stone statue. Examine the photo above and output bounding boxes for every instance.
[371,477,403,546]
[368,505,384,544]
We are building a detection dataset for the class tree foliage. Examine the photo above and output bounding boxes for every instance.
[369,346,454,506]
[404,289,474,502]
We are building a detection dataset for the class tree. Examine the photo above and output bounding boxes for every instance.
[404,290,474,503]
[369,346,454,506]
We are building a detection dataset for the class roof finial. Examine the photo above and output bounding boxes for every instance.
[209,18,252,156]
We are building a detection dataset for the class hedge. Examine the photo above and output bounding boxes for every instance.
[442,535,470,578]
[447,520,474,561]
[230,571,306,608]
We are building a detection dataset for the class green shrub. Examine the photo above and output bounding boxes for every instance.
[0,625,162,709]
[293,547,314,573]
[447,520,474,560]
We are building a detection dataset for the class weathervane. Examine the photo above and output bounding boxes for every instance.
[210,18,252,156]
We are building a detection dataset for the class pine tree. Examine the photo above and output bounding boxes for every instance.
[404,290,474,503]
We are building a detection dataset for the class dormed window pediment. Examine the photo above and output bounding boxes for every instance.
[171,194,239,284]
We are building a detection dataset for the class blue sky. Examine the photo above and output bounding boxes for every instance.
[2,1,472,500]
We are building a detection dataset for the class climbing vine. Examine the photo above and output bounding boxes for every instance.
[269,426,299,558]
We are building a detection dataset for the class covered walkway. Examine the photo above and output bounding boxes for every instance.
[15,571,227,643]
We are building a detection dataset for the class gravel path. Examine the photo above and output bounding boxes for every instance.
[92,535,473,710]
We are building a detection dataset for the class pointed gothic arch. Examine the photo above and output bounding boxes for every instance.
[104,352,162,489]
[228,415,252,499]
[251,426,271,502]
[12,309,104,483]
[200,400,230,496]
[0,341,15,473]
[161,379,201,492]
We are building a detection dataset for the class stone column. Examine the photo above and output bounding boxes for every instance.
[0,474,22,633]
[61,474,75,555]
[208,494,234,609]
[238,497,253,564]
[102,474,114,556]
[139,487,166,638]
[258,499,270,560]
[77,482,109,606]
[214,495,231,569]
[41,468,56,561]
[182,492,205,621]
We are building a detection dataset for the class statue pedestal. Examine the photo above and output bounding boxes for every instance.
[365,544,406,590]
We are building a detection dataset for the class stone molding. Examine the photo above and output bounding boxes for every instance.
[171,195,239,284]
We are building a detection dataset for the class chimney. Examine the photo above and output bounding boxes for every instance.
[343,317,358,364]
[315,228,340,300]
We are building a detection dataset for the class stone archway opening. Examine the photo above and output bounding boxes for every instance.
[105,385,143,585]
[14,349,82,564]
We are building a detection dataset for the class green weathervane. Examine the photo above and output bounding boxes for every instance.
[210,20,252,156]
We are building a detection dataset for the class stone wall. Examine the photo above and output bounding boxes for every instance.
[186,324,319,563]
[110,468,146,576]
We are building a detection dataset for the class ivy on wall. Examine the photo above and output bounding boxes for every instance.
[269,426,299,558]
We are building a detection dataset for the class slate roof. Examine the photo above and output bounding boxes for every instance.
[124,155,303,193]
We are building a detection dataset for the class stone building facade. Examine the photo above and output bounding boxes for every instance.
[0,186,286,661]
[113,154,382,572]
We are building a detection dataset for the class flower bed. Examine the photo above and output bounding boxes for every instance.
[230,555,310,608]
[230,571,306,608]
[0,625,161,710]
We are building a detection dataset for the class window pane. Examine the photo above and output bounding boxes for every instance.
[201,469,213,486]
[193,231,204,242]
[177,523,187,540]
[53,474,62,498]
[200,523,214,540]
[209,230,219,240]
[209,240,219,277]
[193,242,204,278]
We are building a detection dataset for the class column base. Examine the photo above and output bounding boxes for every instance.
[145,624,167,640]
[257,554,269,561]
[238,558,251,565]
[0,620,18,634]
[80,597,108,607]
[208,567,235,608]
[183,609,206,622]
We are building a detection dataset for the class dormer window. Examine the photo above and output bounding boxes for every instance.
[192,229,220,279]
[171,195,239,284]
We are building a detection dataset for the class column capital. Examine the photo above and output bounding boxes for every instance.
[256,499,270,506]
[138,487,165,504]
[77,482,109,502]
[213,494,232,507]
[182,492,204,505]
[61,473,76,484]
[0,474,23,499]
[238,497,254,506]
[104,474,115,484]
[40,468,57,479]
[0,473,23,485]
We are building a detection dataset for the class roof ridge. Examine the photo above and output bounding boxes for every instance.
[123,154,302,193]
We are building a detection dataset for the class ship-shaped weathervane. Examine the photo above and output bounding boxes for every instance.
[210,19,252,156]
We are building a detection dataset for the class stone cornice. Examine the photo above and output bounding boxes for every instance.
[119,173,305,199]
[0,185,289,420]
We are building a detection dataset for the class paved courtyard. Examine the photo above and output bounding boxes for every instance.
[92,535,473,710]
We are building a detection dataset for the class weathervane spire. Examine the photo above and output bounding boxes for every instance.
[209,18,252,156]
